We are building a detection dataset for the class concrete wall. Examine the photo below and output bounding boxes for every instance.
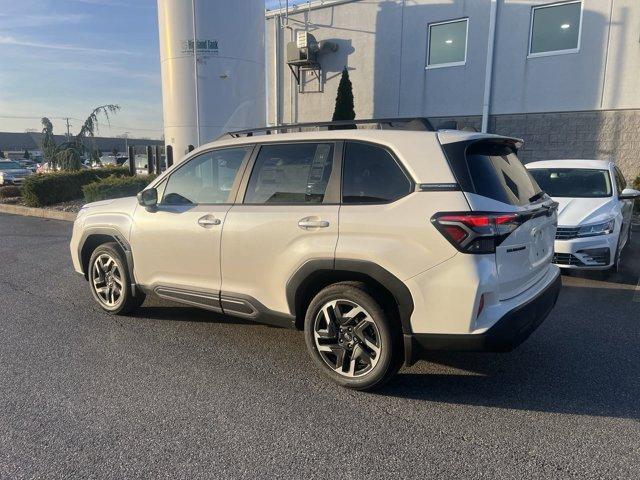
[431,110,640,181]
[265,0,640,181]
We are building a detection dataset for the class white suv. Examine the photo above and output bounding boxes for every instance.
[70,119,561,390]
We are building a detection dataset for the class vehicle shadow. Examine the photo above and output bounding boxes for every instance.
[379,282,640,419]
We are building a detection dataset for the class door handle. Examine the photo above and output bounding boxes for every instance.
[298,219,330,229]
[198,216,221,227]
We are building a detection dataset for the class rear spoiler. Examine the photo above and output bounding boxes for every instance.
[437,131,524,150]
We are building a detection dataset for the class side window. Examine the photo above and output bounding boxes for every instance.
[342,142,412,204]
[155,178,168,200]
[162,147,248,205]
[244,143,334,204]
[614,167,626,191]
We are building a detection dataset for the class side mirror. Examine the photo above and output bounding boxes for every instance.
[619,188,640,200]
[137,187,158,208]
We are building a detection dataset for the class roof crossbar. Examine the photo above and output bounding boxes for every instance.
[218,117,435,140]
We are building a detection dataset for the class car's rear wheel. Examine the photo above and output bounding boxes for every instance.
[88,242,145,314]
[304,282,402,390]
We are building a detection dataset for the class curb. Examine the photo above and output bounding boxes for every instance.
[0,204,76,222]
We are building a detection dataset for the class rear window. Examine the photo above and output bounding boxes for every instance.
[528,168,612,198]
[445,141,540,206]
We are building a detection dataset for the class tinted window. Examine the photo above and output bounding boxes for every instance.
[342,142,412,204]
[530,1,581,55]
[244,143,334,204]
[614,167,626,191]
[0,161,21,170]
[529,168,612,198]
[455,142,540,206]
[162,147,248,205]
[428,19,468,67]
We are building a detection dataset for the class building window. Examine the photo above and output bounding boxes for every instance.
[529,1,582,57]
[426,18,468,69]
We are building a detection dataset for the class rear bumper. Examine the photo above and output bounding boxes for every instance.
[404,271,561,364]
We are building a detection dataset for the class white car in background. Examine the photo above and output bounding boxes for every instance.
[0,160,32,186]
[527,160,639,272]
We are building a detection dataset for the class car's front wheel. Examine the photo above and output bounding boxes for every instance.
[304,282,402,390]
[88,242,145,314]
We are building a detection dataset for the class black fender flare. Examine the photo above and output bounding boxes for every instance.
[78,227,137,291]
[286,258,415,334]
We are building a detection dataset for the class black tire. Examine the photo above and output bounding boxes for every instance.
[88,242,145,315]
[304,281,403,391]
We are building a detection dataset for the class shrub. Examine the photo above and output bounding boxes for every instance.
[0,185,21,198]
[82,175,156,203]
[634,175,640,213]
[21,167,129,207]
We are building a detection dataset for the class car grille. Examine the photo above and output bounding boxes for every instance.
[553,248,610,267]
[555,227,580,240]
[553,253,582,266]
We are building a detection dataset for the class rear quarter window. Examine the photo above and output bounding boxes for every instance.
[342,142,412,204]
[444,141,540,206]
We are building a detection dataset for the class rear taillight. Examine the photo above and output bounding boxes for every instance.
[431,212,523,254]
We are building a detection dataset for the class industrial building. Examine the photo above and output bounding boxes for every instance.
[263,0,639,179]
[0,132,163,158]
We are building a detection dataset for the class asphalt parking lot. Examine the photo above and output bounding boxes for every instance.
[0,212,639,479]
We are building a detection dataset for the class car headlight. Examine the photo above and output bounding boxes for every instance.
[577,219,615,237]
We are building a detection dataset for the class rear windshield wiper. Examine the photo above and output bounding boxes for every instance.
[529,190,546,203]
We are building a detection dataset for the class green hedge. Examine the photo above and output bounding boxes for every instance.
[634,175,640,213]
[21,167,129,207]
[83,175,156,203]
[0,186,21,198]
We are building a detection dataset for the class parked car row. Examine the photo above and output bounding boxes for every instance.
[0,160,32,186]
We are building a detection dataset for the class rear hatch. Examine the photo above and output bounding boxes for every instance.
[439,135,557,300]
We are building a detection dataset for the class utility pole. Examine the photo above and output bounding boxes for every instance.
[123,132,130,156]
[65,118,72,139]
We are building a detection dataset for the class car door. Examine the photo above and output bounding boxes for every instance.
[220,141,340,320]
[130,146,252,307]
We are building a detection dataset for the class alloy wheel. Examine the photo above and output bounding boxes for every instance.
[313,299,381,378]
[92,253,124,307]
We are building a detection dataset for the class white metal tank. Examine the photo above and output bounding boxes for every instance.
[157,0,265,162]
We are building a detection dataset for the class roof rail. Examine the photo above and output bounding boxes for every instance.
[217,117,435,140]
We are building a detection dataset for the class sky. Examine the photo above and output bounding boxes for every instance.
[0,0,165,139]
[0,0,308,141]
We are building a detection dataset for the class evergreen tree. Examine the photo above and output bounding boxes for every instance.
[331,67,355,129]
[56,148,82,171]
[23,149,31,160]
[56,105,120,171]
[41,117,58,165]
[0,149,5,159]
